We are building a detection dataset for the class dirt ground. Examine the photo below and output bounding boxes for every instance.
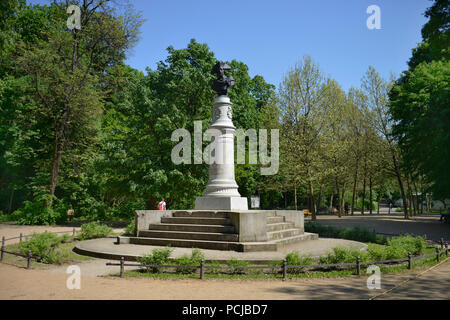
[1,219,449,300]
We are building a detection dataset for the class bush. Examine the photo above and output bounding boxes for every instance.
[14,194,66,225]
[304,222,387,244]
[175,249,205,274]
[227,258,250,275]
[285,251,314,274]
[387,235,427,256]
[137,247,172,273]
[79,221,113,240]
[319,247,363,265]
[124,219,136,236]
[18,232,71,264]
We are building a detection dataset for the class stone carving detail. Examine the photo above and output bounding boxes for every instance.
[227,106,232,119]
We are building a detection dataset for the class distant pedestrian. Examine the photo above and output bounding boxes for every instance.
[157,198,166,211]
[344,203,349,215]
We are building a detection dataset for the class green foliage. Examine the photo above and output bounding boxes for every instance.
[123,219,136,236]
[79,221,112,240]
[387,235,427,256]
[18,231,71,264]
[227,258,250,275]
[137,247,173,273]
[319,247,362,264]
[174,248,205,274]
[14,194,66,225]
[304,221,386,244]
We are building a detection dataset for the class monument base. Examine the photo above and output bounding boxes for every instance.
[195,196,248,210]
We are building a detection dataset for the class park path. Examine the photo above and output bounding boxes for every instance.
[0,258,448,299]
[1,219,449,300]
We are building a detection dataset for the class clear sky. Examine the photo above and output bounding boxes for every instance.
[31,0,432,91]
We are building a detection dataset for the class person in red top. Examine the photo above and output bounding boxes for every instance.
[157,198,166,211]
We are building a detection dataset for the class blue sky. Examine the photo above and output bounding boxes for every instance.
[31,0,432,91]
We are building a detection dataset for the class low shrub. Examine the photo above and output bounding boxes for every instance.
[79,221,113,240]
[175,249,205,274]
[387,235,427,255]
[227,258,250,275]
[319,247,362,265]
[18,232,71,264]
[285,251,314,273]
[305,222,387,244]
[137,247,173,273]
[124,219,136,236]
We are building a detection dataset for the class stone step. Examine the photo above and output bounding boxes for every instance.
[148,223,236,233]
[273,232,319,246]
[266,222,295,232]
[267,216,284,224]
[161,217,232,225]
[264,211,277,217]
[129,237,242,251]
[139,230,239,242]
[267,228,302,241]
[172,211,229,218]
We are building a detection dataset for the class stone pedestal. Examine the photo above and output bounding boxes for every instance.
[195,95,248,210]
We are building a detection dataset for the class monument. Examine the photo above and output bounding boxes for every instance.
[195,62,248,211]
[121,61,318,252]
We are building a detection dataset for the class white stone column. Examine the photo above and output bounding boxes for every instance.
[195,96,248,210]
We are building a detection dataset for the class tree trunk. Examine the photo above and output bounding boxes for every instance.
[351,165,358,216]
[329,191,334,214]
[369,175,373,215]
[309,179,316,221]
[392,151,408,219]
[294,185,297,211]
[8,189,14,214]
[361,161,366,216]
[316,185,322,215]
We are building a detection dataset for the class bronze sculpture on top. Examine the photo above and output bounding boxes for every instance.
[211,61,235,96]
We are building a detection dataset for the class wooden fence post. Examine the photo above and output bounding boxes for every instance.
[200,260,205,280]
[27,250,32,269]
[283,259,287,281]
[120,257,124,278]
[356,256,361,276]
[408,252,412,270]
[1,236,5,262]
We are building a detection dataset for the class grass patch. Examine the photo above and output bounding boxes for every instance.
[3,239,92,267]
[305,221,387,244]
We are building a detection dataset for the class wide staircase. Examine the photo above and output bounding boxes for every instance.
[128,211,317,252]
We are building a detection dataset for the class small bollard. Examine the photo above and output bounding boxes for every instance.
[27,250,32,269]
[120,257,124,278]
[408,252,412,270]
[436,248,440,262]
[283,259,287,281]
[20,233,23,243]
[200,260,205,280]
[1,236,5,262]
[356,256,361,276]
